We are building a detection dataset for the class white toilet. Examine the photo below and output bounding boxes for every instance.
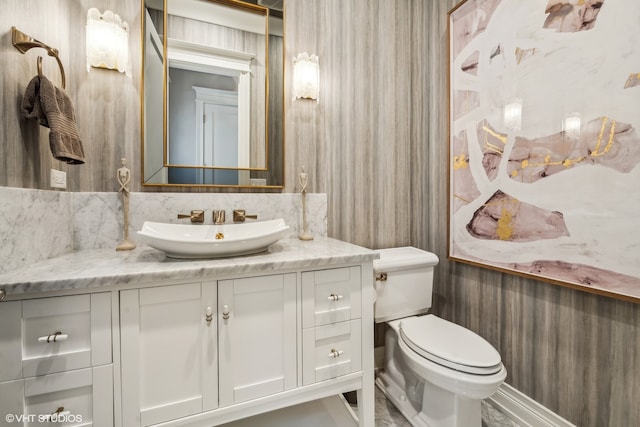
[373,247,507,427]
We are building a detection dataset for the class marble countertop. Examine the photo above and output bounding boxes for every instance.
[0,238,378,298]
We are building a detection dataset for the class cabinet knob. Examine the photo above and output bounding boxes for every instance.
[42,407,69,422]
[222,305,230,320]
[328,349,343,358]
[38,331,68,343]
[205,307,213,324]
[327,293,343,302]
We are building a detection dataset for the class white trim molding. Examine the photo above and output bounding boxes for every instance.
[488,383,576,427]
[167,38,255,76]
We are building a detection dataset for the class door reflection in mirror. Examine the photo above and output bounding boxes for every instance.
[166,38,256,186]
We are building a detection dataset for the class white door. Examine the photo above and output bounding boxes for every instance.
[120,282,217,426]
[218,274,297,407]
[203,102,238,184]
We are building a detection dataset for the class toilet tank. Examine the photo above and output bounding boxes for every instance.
[373,247,439,323]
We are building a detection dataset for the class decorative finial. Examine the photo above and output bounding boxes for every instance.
[116,157,136,251]
[298,166,313,241]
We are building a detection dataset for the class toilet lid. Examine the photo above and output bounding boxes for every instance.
[399,315,503,375]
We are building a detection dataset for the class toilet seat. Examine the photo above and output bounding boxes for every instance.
[399,315,503,375]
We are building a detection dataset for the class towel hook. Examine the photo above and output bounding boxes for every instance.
[11,26,66,89]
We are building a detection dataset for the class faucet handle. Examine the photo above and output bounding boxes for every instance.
[233,209,258,222]
[177,210,204,223]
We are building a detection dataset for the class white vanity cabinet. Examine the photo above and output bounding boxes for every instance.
[0,238,376,427]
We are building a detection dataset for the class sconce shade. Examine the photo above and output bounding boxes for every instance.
[293,52,319,101]
[86,8,129,73]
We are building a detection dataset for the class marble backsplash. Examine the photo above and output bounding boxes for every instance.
[0,187,327,274]
[73,192,328,251]
[0,187,74,274]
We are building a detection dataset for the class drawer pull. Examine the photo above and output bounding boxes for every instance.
[222,305,230,320]
[0,288,6,301]
[375,273,387,282]
[205,307,213,324]
[328,349,344,358]
[42,407,69,422]
[38,331,68,343]
[327,293,343,302]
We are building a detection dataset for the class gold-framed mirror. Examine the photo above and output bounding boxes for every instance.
[141,0,284,188]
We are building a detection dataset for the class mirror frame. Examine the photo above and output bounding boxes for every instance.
[140,0,285,189]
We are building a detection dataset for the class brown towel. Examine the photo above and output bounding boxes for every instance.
[22,75,85,165]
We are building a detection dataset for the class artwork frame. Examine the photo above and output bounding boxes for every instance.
[447,0,640,303]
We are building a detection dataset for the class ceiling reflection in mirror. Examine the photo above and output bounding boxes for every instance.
[142,0,284,188]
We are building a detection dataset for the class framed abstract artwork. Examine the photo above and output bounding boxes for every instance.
[447,0,640,302]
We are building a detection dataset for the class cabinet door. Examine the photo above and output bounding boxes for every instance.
[120,282,217,426]
[218,274,296,407]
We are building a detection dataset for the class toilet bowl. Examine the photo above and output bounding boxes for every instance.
[373,247,506,427]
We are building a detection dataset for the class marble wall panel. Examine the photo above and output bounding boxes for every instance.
[0,187,73,274]
[1,187,326,270]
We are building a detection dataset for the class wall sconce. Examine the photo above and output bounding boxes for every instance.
[86,8,129,73]
[503,98,523,131]
[293,52,319,102]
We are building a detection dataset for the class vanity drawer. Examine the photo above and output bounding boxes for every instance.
[0,293,112,381]
[302,319,362,385]
[0,365,114,427]
[302,266,362,328]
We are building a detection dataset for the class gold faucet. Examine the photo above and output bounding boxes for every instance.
[233,210,258,222]
[213,210,226,224]
[177,210,204,223]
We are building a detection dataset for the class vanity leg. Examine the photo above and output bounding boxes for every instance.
[358,269,376,427]
[357,379,375,427]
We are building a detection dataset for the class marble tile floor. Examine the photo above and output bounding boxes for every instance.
[374,386,521,427]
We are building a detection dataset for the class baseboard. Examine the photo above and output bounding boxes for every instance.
[488,383,576,427]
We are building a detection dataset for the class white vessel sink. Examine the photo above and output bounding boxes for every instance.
[137,219,290,259]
